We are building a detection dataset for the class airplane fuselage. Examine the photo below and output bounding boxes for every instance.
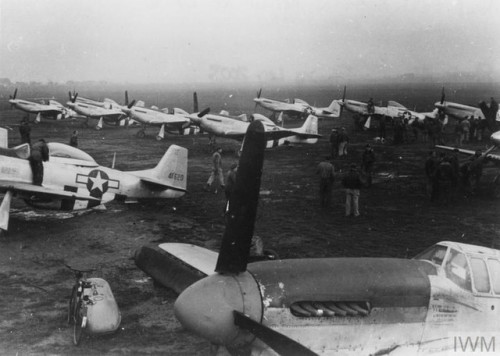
[254,98,308,114]
[197,114,318,148]
[124,107,189,128]
[176,241,500,355]
[9,99,63,117]
[66,102,123,120]
[435,101,485,121]
[341,99,388,117]
[0,155,184,211]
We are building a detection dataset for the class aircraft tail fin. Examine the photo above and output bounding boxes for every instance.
[134,145,188,192]
[300,114,319,135]
[327,100,341,117]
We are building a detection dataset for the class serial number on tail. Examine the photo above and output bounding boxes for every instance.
[168,173,184,181]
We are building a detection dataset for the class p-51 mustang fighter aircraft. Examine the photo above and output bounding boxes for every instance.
[0,128,187,231]
[434,88,499,132]
[436,130,500,197]
[136,121,500,356]
[66,92,127,130]
[120,93,194,140]
[8,89,69,122]
[190,110,320,148]
[254,88,340,120]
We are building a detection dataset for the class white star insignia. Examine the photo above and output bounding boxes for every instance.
[89,171,106,192]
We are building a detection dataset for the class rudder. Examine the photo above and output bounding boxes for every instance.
[150,145,188,191]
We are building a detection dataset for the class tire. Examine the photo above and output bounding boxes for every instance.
[136,130,145,138]
[67,285,78,324]
[73,301,85,346]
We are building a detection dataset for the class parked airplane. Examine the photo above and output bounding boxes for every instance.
[66,92,127,130]
[434,88,499,132]
[0,128,187,231]
[136,121,500,355]
[120,101,200,141]
[436,130,500,197]
[254,88,340,120]
[190,110,320,148]
[339,87,438,128]
[8,89,68,122]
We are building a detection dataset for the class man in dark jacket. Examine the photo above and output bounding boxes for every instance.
[361,144,376,186]
[19,117,31,145]
[29,139,49,186]
[342,163,363,216]
[316,158,335,208]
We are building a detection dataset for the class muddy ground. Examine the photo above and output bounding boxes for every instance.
[0,85,499,355]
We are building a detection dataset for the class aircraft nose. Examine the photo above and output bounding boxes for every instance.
[174,272,262,348]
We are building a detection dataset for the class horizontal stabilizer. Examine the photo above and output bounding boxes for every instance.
[0,144,30,159]
[135,243,217,294]
[139,176,187,192]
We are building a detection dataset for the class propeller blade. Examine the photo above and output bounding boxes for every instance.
[128,99,136,109]
[68,91,72,102]
[215,120,266,274]
[125,90,129,106]
[440,86,445,104]
[257,88,262,99]
[13,88,17,100]
[342,85,346,103]
[197,107,210,118]
[339,85,347,116]
[193,92,199,113]
[233,311,317,356]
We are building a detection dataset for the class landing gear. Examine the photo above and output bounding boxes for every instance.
[136,130,146,138]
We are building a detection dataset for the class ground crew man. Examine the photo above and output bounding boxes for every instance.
[69,130,78,147]
[19,117,31,145]
[316,158,335,208]
[29,139,49,186]
[205,147,225,193]
[342,163,363,217]
[361,144,376,186]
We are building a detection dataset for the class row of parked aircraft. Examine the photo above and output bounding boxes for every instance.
[3,89,500,354]
[8,87,500,136]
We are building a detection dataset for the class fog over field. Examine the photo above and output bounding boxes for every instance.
[1,0,499,85]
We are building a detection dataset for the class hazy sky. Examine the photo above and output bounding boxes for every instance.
[0,0,499,84]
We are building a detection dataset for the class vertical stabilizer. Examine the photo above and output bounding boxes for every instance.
[327,100,341,117]
[147,145,188,191]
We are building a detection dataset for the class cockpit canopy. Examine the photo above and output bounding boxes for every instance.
[414,241,500,296]
[47,142,97,167]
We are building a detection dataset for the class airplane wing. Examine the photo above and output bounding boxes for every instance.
[135,243,218,294]
[435,145,500,162]
[265,129,321,140]
[0,181,101,201]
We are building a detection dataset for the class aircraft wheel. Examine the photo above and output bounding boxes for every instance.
[493,176,500,199]
[136,130,145,138]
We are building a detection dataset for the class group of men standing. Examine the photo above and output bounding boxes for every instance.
[425,149,484,203]
[318,133,376,217]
